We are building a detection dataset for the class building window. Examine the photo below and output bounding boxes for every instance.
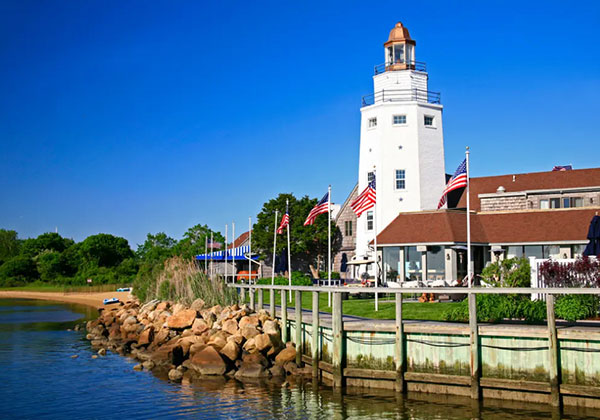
[395,170,406,190]
[393,115,406,125]
[366,211,374,230]
[368,117,377,128]
[540,199,549,209]
[367,171,375,184]
[549,198,561,209]
[424,115,434,126]
[571,197,584,207]
[344,220,353,237]
[426,246,445,281]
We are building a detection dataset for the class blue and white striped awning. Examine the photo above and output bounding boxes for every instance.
[195,245,259,261]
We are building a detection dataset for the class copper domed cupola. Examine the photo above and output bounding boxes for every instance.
[384,22,416,71]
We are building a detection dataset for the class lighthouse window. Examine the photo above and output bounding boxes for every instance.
[394,44,405,64]
[368,117,377,128]
[393,115,406,125]
[424,115,434,126]
[367,211,374,230]
[395,170,406,190]
[367,171,375,183]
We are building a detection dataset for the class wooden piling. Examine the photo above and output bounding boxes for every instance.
[240,287,246,305]
[257,289,263,311]
[332,291,343,388]
[395,292,405,393]
[312,291,319,379]
[468,293,480,400]
[281,290,288,343]
[269,289,275,318]
[546,294,561,408]
[249,288,255,311]
[295,290,302,366]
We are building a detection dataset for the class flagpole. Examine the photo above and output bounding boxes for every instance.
[286,199,292,303]
[272,210,278,286]
[466,146,472,288]
[204,235,208,273]
[249,217,252,284]
[328,185,332,307]
[373,169,379,312]
[225,224,228,283]
[210,231,214,280]
[232,222,235,283]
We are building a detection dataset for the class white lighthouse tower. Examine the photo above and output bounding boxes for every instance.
[355,22,447,262]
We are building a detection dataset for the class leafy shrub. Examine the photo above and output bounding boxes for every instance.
[481,257,530,287]
[0,256,38,286]
[555,295,599,322]
[539,256,600,287]
[257,271,313,286]
[444,294,546,323]
[318,271,340,280]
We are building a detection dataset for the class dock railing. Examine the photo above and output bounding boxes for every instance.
[229,283,600,407]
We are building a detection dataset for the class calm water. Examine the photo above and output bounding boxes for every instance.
[0,299,598,420]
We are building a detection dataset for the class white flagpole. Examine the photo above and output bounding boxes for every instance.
[210,231,214,279]
[232,222,235,283]
[466,147,472,288]
[286,199,292,302]
[249,217,252,284]
[225,224,228,283]
[272,210,278,286]
[204,235,208,273]
[328,185,332,307]
[373,167,379,312]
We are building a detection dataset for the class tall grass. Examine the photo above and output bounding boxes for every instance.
[135,256,238,307]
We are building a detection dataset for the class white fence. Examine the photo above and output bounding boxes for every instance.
[529,256,598,300]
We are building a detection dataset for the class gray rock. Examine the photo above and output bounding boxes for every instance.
[97,348,107,356]
[168,368,183,381]
[133,363,143,371]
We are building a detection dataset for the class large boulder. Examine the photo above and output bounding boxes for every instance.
[191,318,209,335]
[234,364,270,379]
[207,331,229,350]
[222,319,239,336]
[275,346,296,364]
[239,315,260,330]
[138,326,155,346]
[167,309,197,330]
[254,333,272,352]
[188,346,227,375]
[242,352,269,367]
[262,320,280,336]
[152,328,170,347]
[219,341,240,362]
[241,325,260,340]
[190,298,205,312]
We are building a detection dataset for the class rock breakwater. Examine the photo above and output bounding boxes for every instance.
[85,298,309,383]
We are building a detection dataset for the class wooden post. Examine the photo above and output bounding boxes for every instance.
[295,290,303,366]
[546,294,561,408]
[468,293,480,400]
[257,288,264,311]
[332,291,343,388]
[249,287,255,311]
[281,290,288,343]
[269,289,275,318]
[240,287,246,305]
[395,292,405,393]
[312,291,319,379]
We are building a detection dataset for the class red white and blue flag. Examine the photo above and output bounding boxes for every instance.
[304,192,329,226]
[351,177,376,217]
[277,211,289,234]
[438,159,468,209]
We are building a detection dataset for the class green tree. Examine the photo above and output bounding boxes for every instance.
[20,232,74,258]
[176,224,224,260]
[79,233,134,268]
[252,193,341,271]
[0,229,21,265]
[0,255,38,286]
[136,232,177,262]
[37,250,63,282]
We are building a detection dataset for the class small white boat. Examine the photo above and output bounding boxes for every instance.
[103,298,120,305]
[116,287,131,292]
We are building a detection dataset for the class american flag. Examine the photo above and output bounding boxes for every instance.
[438,159,468,209]
[304,192,329,226]
[277,211,289,234]
[351,177,376,217]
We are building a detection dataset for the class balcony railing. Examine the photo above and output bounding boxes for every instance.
[361,89,441,107]
[374,60,427,75]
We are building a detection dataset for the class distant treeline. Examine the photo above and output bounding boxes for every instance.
[0,225,224,287]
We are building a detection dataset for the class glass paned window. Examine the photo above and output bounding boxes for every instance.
[572,244,586,257]
[524,245,544,259]
[571,197,584,207]
[344,221,353,236]
[395,170,406,190]
[393,115,407,125]
[394,44,405,63]
[426,246,445,280]
[507,246,524,258]
[543,245,561,258]
[404,246,421,281]
[424,115,434,126]
[366,211,373,231]
[562,198,571,208]
[383,247,401,284]
[540,199,549,209]
[368,117,377,128]
[549,198,561,209]
[367,171,375,184]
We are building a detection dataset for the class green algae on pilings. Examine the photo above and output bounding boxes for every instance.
[482,362,548,382]
[321,342,332,363]
[408,357,470,376]
[561,366,600,387]
[348,354,395,371]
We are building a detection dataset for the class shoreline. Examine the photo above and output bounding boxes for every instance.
[0,290,133,309]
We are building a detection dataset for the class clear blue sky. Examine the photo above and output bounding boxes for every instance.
[1,1,599,247]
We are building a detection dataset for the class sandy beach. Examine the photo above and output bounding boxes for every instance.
[0,290,133,309]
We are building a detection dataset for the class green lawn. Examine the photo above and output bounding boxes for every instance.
[247,289,460,321]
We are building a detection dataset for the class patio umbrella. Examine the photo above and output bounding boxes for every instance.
[340,253,348,273]
[583,215,600,256]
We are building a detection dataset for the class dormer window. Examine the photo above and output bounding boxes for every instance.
[368,117,377,128]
